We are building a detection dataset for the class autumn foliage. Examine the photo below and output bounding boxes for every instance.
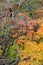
[0,0,43,65]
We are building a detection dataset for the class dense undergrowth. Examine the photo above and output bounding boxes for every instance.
[0,0,43,65]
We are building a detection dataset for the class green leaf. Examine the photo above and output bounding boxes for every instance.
[8,44,19,60]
